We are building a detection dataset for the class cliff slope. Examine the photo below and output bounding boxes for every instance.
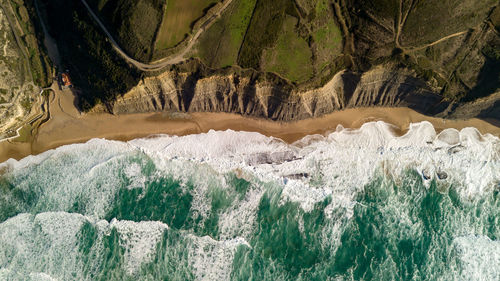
[32,0,500,123]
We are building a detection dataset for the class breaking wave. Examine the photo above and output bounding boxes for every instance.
[0,121,499,280]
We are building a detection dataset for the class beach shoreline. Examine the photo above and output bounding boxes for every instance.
[1,89,499,163]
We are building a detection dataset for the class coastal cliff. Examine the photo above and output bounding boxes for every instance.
[94,67,448,121]
[41,0,500,116]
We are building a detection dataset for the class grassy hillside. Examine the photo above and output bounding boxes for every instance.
[344,0,499,102]
[260,16,313,83]
[87,0,165,63]
[155,0,219,50]
[401,0,497,46]
[196,0,257,68]
[31,0,500,110]
[42,0,141,111]
[197,0,345,84]
[9,0,52,87]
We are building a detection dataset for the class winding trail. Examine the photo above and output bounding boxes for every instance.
[79,0,233,71]
[394,0,467,52]
[404,31,468,52]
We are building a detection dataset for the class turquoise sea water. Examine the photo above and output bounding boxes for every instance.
[0,122,499,280]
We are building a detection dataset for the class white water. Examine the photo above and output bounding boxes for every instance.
[0,121,499,280]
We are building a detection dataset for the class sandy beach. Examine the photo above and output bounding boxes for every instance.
[1,88,499,163]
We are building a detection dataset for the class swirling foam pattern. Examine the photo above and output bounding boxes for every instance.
[0,121,499,280]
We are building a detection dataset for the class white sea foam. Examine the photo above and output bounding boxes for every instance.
[186,234,249,281]
[0,212,171,278]
[125,121,499,216]
[0,212,88,280]
[123,162,147,189]
[2,121,498,236]
[453,235,500,281]
[3,121,498,206]
[105,219,168,274]
[1,121,499,280]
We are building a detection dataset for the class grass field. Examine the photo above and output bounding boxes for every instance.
[155,0,219,51]
[261,16,313,83]
[311,1,343,73]
[197,0,257,68]
[401,0,497,46]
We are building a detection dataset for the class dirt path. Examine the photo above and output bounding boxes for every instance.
[393,0,468,52]
[80,0,233,71]
[404,31,468,52]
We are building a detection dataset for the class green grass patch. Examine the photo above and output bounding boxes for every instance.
[312,16,343,73]
[155,0,219,51]
[313,20,342,46]
[197,0,257,68]
[315,0,330,16]
[237,0,296,69]
[261,16,313,83]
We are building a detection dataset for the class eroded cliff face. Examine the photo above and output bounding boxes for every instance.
[446,92,500,122]
[96,67,450,121]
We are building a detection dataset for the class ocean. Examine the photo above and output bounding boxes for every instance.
[0,121,499,280]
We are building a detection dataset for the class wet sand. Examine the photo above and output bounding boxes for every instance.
[1,88,499,163]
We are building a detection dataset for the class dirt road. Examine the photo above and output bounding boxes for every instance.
[79,0,233,71]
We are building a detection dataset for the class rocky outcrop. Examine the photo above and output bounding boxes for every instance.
[446,92,500,122]
[97,67,449,121]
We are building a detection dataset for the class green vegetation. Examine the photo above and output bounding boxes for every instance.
[19,95,32,111]
[401,0,498,46]
[155,0,219,51]
[17,5,29,22]
[43,0,141,111]
[9,0,53,87]
[315,0,330,15]
[347,0,500,102]
[261,16,313,83]
[310,0,343,79]
[199,0,344,83]
[28,0,499,110]
[197,0,257,68]
[237,0,296,69]
[313,29,343,74]
[88,0,165,62]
